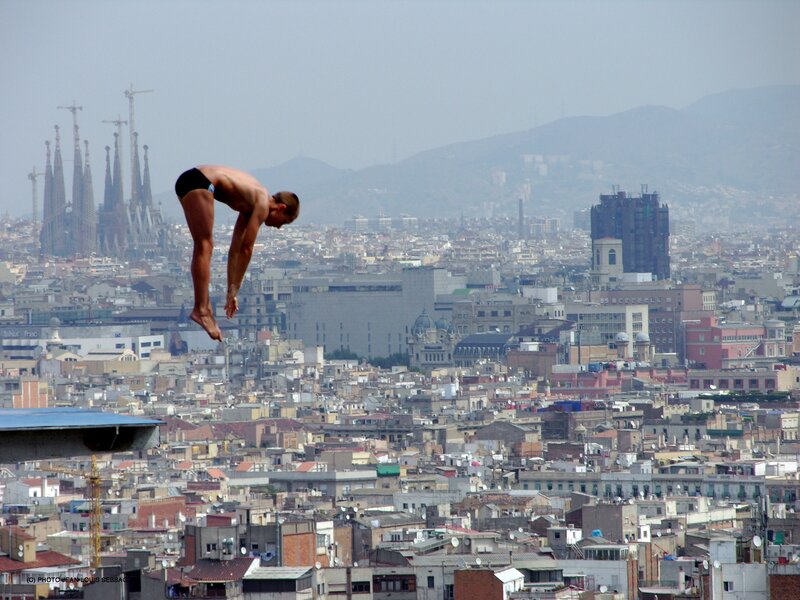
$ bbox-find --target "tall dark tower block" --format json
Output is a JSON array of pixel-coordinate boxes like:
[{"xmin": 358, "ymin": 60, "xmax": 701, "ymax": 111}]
[{"xmin": 590, "ymin": 189, "xmax": 670, "ymax": 280}]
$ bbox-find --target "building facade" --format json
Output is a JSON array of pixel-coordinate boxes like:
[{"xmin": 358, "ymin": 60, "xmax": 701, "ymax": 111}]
[{"xmin": 590, "ymin": 189, "xmax": 670, "ymax": 281}]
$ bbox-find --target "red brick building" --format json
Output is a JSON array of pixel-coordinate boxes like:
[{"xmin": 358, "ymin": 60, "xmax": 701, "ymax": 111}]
[
  {"xmin": 454, "ymin": 567, "xmax": 524, "ymax": 600},
  {"xmin": 685, "ymin": 316, "xmax": 786, "ymax": 369}
]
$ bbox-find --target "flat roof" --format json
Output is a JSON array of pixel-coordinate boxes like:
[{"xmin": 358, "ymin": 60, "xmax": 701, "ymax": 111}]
[
  {"xmin": 0, "ymin": 408, "xmax": 162, "ymax": 431},
  {"xmin": 245, "ymin": 567, "xmax": 312, "ymax": 580},
  {"xmin": 0, "ymin": 408, "xmax": 163, "ymax": 461}
]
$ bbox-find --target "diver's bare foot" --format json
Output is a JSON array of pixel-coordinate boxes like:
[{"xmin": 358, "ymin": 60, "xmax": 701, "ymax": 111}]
[{"xmin": 190, "ymin": 309, "xmax": 222, "ymax": 341}]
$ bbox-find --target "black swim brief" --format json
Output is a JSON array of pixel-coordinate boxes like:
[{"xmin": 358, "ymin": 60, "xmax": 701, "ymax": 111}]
[{"xmin": 175, "ymin": 168, "xmax": 215, "ymax": 198}]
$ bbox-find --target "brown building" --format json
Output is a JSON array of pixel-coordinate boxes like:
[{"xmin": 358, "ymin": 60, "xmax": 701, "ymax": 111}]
[
  {"xmin": 453, "ymin": 567, "xmax": 524, "ymax": 600},
  {"xmin": 592, "ymin": 282, "xmax": 714, "ymax": 355}
]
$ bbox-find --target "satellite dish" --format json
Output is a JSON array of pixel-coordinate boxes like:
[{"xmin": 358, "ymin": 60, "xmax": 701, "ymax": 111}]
[
  {"xmin": 518, "ymin": 527, "xmax": 524, "ymax": 533},
  {"xmin": 315, "ymin": 561, "xmax": 322, "ymax": 570},
  {"xmin": 509, "ymin": 533, "xmax": 515, "ymax": 540},
  {"xmin": 240, "ymin": 547, "xmax": 248, "ymax": 555},
  {"xmin": 600, "ymin": 585, "xmax": 608, "ymax": 593},
  {"xmin": 702, "ymin": 560, "xmax": 709, "ymax": 570},
  {"xmin": 475, "ymin": 557, "xmax": 482, "ymax": 566},
  {"xmin": 371, "ymin": 519, "xmax": 381, "ymax": 528},
  {"xmin": 753, "ymin": 535, "xmax": 762, "ymax": 548},
  {"xmin": 464, "ymin": 538, "xmax": 471, "ymax": 546},
  {"xmin": 450, "ymin": 537, "xmax": 460, "ymax": 548},
  {"xmin": 713, "ymin": 560, "xmax": 721, "ymax": 569},
  {"xmin": 353, "ymin": 561, "xmax": 359, "ymax": 567},
  {"xmin": 161, "ymin": 559, "xmax": 168, "ymax": 568}
]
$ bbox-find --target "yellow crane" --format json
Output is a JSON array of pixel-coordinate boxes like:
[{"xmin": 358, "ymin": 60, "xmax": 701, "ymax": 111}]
[{"xmin": 45, "ymin": 455, "xmax": 103, "ymax": 570}]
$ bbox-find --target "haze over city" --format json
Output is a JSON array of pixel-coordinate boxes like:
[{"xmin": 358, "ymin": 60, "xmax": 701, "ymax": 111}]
[{"xmin": 1, "ymin": 0, "xmax": 798, "ymax": 220}]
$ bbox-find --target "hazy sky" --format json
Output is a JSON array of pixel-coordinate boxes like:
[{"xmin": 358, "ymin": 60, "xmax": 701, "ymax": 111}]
[{"xmin": 1, "ymin": 0, "xmax": 798, "ymax": 218}]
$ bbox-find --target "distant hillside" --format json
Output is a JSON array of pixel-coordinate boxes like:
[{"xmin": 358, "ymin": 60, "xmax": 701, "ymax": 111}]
[{"xmin": 161, "ymin": 85, "xmax": 800, "ymax": 227}]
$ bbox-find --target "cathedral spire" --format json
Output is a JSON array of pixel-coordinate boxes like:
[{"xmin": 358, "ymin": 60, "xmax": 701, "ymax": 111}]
[
  {"xmin": 111, "ymin": 132, "xmax": 128, "ymax": 255},
  {"xmin": 142, "ymin": 144, "xmax": 153, "ymax": 209},
  {"xmin": 70, "ymin": 122, "xmax": 84, "ymax": 255},
  {"xmin": 81, "ymin": 140, "xmax": 97, "ymax": 255},
  {"xmin": 130, "ymin": 131, "xmax": 143, "ymax": 209},
  {"xmin": 40, "ymin": 140, "xmax": 54, "ymax": 256},
  {"xmin": 51, "ymin": 125, "xmax": 68, "ymax": 256}
]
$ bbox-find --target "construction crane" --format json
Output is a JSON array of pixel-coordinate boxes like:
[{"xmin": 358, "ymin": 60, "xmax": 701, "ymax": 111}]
[
  {"xmin": 57, "ymin": 101, "xmax": 83, "ymax": 133},
  {"xmin": 44, "ymin": 455, "xmax": 103, "ymax": 570},
  {"xmin": 124, "ymin": 84, "xmax": 154, "ymax": 196},
  {"xmin": 101, "ymin": 116, "xmax": 128, "ymax": 144}
]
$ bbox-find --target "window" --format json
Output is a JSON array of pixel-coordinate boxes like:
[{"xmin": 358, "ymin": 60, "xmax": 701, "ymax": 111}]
[
  {"xmin": 427, "ymin": 576, "xmax": 435, "ymax": 588},
  {"xmin": 352, "ymin": 581, "xmax": 370, "ymax": 593},
  {"xmin": 724, "ymin": 581, "xmax": 734, "ymax": 591},
  {"xmin": 608, "ymin": 249, "xmax": 617, "ymax": 265}
]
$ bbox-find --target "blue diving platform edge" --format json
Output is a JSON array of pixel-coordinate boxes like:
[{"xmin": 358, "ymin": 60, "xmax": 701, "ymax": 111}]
[{"xmin": 0, "ymin": 408, "xmax": 163, "ymax": 462}]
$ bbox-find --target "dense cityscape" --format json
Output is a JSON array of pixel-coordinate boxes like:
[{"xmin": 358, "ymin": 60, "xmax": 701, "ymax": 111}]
[{"xmin": 2, "ymin": 131, "xmax": 800, "ymax": 600}]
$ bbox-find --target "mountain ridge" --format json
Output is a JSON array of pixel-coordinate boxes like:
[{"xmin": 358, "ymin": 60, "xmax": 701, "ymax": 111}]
[{"xmin": 160, "ymin": 85, "xmax": 800, "ymax": 226}]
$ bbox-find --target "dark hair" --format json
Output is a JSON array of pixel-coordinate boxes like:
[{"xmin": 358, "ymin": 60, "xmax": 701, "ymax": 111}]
[{"xmin": 273, "ymin": 191, "xmax": 300, "ymax": 220}]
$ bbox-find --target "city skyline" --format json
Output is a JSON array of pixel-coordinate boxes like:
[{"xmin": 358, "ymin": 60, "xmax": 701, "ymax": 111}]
[{"xmin": 1, "ymin": 0, "xmax": 798, "ymax": 218}]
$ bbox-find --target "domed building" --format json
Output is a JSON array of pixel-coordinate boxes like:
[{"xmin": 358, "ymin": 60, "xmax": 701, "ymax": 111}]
[
  {"xmin": 407, "ymin": 310, "xmax": 457, "ymax": 371},
  {"xmin": 634, "ymin": 331, "xmax": 652, "ymax": 361},
  {"xmin": 614, "ymin": 331, "xmax": 630, "ymax": 359}
]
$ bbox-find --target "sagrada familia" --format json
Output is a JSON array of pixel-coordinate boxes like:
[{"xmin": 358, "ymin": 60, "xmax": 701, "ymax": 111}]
[{"xmin": 38, "ymin": 99, "xmax": 165, "ymax": 259}]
